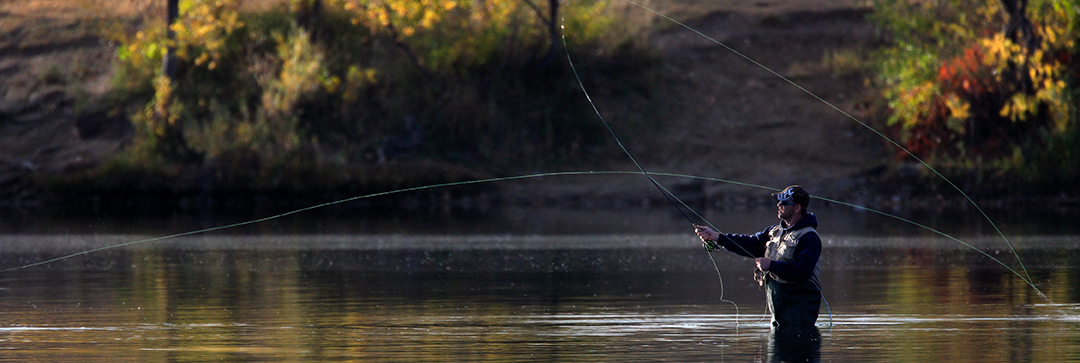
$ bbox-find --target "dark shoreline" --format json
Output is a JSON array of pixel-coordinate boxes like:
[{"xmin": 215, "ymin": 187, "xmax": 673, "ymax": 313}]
[{"xmin": 15, "ymin": 175, "xmax": 1080, "ymax": 219}]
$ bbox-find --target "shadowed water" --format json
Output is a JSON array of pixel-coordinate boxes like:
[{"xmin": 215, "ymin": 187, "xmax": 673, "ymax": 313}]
[{"xmin": 0, "ymin": 207, "xmax": 1078, "ymax": 362}]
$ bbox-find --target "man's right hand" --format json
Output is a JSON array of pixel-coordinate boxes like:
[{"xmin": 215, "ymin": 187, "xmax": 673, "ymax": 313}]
[
  {"xmin": 695, "ymin": 224, "xmax": 721, "ymax": 252},
  {"xmin": 694, "ymin": 224, "xmax": 719, "ymax": 243}
]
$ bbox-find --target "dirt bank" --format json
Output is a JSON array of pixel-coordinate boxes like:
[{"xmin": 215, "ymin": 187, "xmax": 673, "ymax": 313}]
[
  {"xmin": 502, "ymin": 0, "xmax": 893, "ymax": 210},
  {"xmin": 5, "ymin": 0, "xmax": 1063, "ymax": 216}
]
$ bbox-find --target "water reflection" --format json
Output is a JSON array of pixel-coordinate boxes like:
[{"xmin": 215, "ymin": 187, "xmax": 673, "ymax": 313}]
[
  {"xmin": 766, "ymin": 326, "xmax": 821, "ymax": 363},
  {"xmin": 0, "ymin": 233, "xmax": 1077, "ymax": 362}
]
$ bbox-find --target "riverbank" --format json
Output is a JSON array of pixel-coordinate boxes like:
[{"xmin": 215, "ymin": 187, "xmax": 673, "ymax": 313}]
[{"xmin": 1, "ymin": 0, "xmax": 1076, "ymax": 217}]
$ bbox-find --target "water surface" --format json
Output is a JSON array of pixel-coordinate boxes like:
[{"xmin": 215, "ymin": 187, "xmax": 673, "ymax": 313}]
[{"xmin": 0, "ymin": 227, "xmax": 1077, "ymax": 362}]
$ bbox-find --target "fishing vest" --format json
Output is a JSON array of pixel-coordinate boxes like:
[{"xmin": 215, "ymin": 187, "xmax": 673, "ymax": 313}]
[{"xmin": 757, "ymin": 224, "xmax": 819, "ymax": 285}]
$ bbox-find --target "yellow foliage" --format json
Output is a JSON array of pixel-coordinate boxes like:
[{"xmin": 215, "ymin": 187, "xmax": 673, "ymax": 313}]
[
  {"xmin": 979, "ymin": 34, "xmax": 1021, "ymax": 80},
  {"xmin": 151, "ymin": 76, "xmax": 178, "ymax": 133},
  {"xmin": 170, "ymin": 0, "xmax": 245, "ymax": 70},
  {"xmin": 891, "ymin": 80, "xmax": 939, "ymax": 129},
  {"xmin": 944, "ymin": 93, "xmax": 970, "ymax": 122},
  {"xmin": 978, "ymin": 25, "xmax": 1070, "ymax": 126},
  {"xmin": 111, "ymin": 0, "xmax": 630, "ymax": 169},
  {"xmin": 326, "ymin": 0, "xmax": 617, "ymax": 71}
]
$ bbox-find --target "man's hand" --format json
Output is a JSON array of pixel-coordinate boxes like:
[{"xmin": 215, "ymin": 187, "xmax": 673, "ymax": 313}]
[
  {"xmin": 694, "ymin": 224, "xmax": 719, "ymax": 243},
  {"xmin": 755, "ymin": 257, "xmax": 772, "ymax": 272}
]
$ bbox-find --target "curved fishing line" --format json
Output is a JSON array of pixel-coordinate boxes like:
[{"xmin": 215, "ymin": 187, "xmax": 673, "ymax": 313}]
[
  {"xmin": 646, "ymin": 171, "xmax": 1047, "ymax": 300},
  {"xmin": 0, "ymin": 170, "xmax": 764, "ymax": 274},
  {"xmin": 820, "ymin": 291, "xmax": 834, "ymax": 327},
  {"xmin": 647, "ymin": 178, "xmax": 762, "ymax": 263},
  {"xmin": 2, "ymin": 169, "xmax": 1044, "ymax": 301},
  {"xmin": 559, "ymin": 24, "xmax": 695, "ymax": 226},
  {"xmin": 0, "ymin": 172, "xmax": 592, "ymax": 273},
  {"xmin": 817, "ymin": 194, "xmax": 1047, "ymax": 299},
  {"xmin": 558, "ymin": 11, "xmax": 754, "ymax": 257},
  {"xmin": 559, "ymin": 11, "xmax": 755, "ymax": 323},
  {"xmin": 0, "ymin": 170, "xmax": 762, "ymax": 273},
  {"xmin": 705, "ymin": 251, "xmax": 740, "ymax": 326},
  {"xmin": 614, "ymin": 0, "xmax": 1034, "ymax": 288},
  {"xmin": 632, "ymin": 165, "xmax": 758, "ymax": 259}
]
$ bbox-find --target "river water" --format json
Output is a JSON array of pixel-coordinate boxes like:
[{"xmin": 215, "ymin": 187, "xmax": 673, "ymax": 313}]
[{"xmin": 0, "ymin": 206, "xmax": 1078, "ymax": 362}]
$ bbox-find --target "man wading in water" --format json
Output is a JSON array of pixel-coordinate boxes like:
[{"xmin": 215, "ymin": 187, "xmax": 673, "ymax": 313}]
[{"xmin": 695, "ymin": 185, "xmax": 822, "ymax": 328}]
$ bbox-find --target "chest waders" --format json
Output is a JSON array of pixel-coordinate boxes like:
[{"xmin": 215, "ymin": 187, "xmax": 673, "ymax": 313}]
[{"xmin": 758, "ymin": 224, "xmax": 821, "ymax": 328}]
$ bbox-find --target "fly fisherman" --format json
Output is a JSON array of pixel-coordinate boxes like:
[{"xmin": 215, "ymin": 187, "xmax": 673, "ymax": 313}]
[{"xmin": 694, "ymin": 185, "xmax": 822, "ymax": 328}]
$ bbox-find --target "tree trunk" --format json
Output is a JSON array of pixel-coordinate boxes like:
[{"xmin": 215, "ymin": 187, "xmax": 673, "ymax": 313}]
[
  {"xmin": 999, "ymin": 0, "xmax": 1037, "ymax": 95},
  {"xmin": 546, "ymin": 0, "xmax": 561, "ymax": 60},
  {"xmin": 294, "ymin": 0, "xmax": 324, "ymax": 39},
  {"xmin": 536, "ymin": 0, "xmax": 561, "ymax": 69},
  {"xmin": 1000, "ymin": 0, "xmax": 1036, "ymax": 51},
  {"xmin": 162, "ymin": 0, "xmax": 179, "ymax": 80}
]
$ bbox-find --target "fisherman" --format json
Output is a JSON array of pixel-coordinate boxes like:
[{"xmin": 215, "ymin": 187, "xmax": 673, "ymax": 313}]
[{"xmin": 695, "ymin": 185, "xmax": 822, "ymax": 328}]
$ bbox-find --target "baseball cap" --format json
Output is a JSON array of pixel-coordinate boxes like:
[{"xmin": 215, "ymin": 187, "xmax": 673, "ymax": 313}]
[{"xmin": 773, "ymin": 185, "xmax": 810, "ymax": 209}]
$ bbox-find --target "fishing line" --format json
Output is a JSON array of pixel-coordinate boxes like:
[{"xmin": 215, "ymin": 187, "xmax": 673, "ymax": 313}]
[
  {"xmin": 0, "ymin": 170, "xmax": 735, "ymax": 273},
  {"xmin": 560, "ymin": 0, "xmax": 848, "ymax": 327},
  {"xmin": 0, "ymin": 172, "xmax": 591, "ymax": 273},
  {"xmin": 646, "ymin": 171, "xmax": 1046, "ymax": 299},
  {"xmin": 2, "ymin": 169, "xmax": 1044, "ymax": 303},
  {"xmin": 612, "ymin": 0, "xmax": 1039, "ymax": 297},
  {"xmin": 559, "ymin": 24, "xmax": 696, "ymax": 227},
  {"xmin": 3, "ymin": 2, "xmax": 1046, "ymax": 310},
  {"xmin": 559, "ymin": 11, "xmax": 760, "ymax": 327},
  {"xmin": 2, "ymin": 170, "xmax": 727, "ymax": 274}
]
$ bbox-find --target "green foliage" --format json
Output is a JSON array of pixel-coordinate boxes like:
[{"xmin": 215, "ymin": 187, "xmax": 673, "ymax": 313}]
[
  {"xmin": 871, "ymin": 0, "xmax": 1080, "ymax": 189},
  {"xmin": 111, "ymin": 21, "xmax": 166, "ymax": 99},
  {"xmin": 106, "ymin": 0, "xmax": 652, "ymax": 191}
]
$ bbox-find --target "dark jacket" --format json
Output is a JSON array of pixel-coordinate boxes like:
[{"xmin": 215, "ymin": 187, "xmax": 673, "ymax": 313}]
[{"xmin": 717, "ymin": 213, "xmax": 821, "ymax": 283}]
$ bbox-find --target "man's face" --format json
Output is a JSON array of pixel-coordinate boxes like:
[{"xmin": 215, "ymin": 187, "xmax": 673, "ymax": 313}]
[{"xmin": 777, "ymin": 200, "xmax": 798, "ymax": 221}]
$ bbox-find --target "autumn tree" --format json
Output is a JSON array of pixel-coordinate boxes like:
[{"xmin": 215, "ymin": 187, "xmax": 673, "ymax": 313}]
[
  {"xmin": 110, "ymin": 0, "xmax": 641, "ymax": 185},
  {"xmin": 872, "ymin": 0, "xmax": 1078, "ymax": 187}
]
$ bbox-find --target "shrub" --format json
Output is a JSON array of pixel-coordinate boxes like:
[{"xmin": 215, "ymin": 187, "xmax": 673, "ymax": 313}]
[
  {"xmin": 106, "ymin": 0, "xmax": 651, "ymax": 191},
  {"xmin": 871, "ymin": 0, "xmax": 1079, "ymax": 190}
]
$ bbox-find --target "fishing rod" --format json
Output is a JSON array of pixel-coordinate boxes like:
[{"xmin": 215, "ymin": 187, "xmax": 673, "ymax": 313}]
[
  {"xmin": 558, "ymin": 0, "xmax": 1052, "ymax": 326},
  {"xmin": 559, "ymin": 34, "xmax": 696, "ymax": 228},
  {"xmin": 558, "ymin": 10, "xmax": 773, "ymax": 327},
  {"xmin": 558, "ymin": 16, "xmax": 751, "ymax": 252},
  {"xmin": 0, "ymin": 171, "xmax": 705, "ymax": 273},
  {"xmin": 611, "ymin": 0, "xmax": 1042, "ymax": 299},
  {"xmin": 3, "ymin": 1, "xmax": 1046, "ymax": 306},
  {"xmin": 0, "ymin": 170, "xmax": 1047, "ymax": 301}
]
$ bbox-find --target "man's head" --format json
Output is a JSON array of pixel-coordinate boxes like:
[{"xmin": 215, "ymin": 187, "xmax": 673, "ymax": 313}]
[{"xmin": 773, "ymin": 185, "xmax": 810, "ymax": 217}]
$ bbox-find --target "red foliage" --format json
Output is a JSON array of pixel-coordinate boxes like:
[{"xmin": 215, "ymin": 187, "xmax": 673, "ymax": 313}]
[
  {"xmin": 891, "ymin": 97, "xmax": 952, "ymax": 159},
  {"xmin": 897, "ymin": 43, "xmax": 1027, "ymax": 161},
  {"xmin": 938, "ymin": 46, "xmax": 993, "ymax": 98}
]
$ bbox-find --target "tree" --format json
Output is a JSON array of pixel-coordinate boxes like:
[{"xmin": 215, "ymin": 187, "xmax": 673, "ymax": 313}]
[
  {"xmin": 522, "ymin": 0, "xmax": 562, "ymax": 68},
  {"xmin": 163, "ymin": 0, "xmax": 179, "ymax": 80},
  {"xmin": 872, "ymin": 0, "xmax": 1078, "ymax": 185},
  {"xmin": 1001, "ymin": 0, "xmax": 1036, "ymax": 51}
]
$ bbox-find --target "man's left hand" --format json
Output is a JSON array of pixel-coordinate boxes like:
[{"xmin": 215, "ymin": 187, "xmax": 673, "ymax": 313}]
[{"xmin": 755, "ymin": 257, "xmax": 772, "ymax": 272}]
